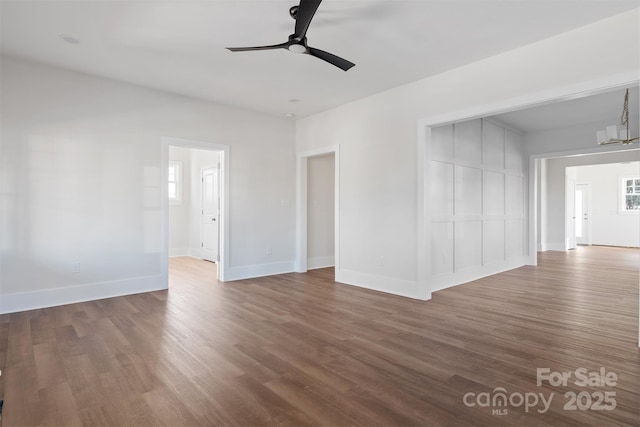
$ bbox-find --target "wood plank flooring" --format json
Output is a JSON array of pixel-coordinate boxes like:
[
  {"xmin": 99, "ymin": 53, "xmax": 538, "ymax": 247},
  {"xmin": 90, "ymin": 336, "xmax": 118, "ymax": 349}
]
[{"xmin": 0, "ymin": 246, "xmax": 638, "ymax": 426}]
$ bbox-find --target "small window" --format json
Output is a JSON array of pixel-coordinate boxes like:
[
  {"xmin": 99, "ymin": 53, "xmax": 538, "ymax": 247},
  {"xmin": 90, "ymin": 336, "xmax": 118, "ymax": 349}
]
[
  {"xmin": 168, "ymin": 161, "xmax": 182, "ymax": 204},
  {"xmin": 622, "ymin": 176, "xmax": 640, "ymax": 211}
]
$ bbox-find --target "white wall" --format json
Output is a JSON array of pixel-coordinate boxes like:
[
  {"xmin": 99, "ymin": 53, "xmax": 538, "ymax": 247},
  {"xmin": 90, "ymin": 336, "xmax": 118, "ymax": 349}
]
[
  {"xmin": 542, "ymin": 151, "xmax": 640, "ymax": 250},
  {"xmin": 307, "ymin": 153, "xmax": 335, "ymax": 269},
  {"xmin": 0, "ymin": 56, "xmax": 295, "ymax": 313},
  {"xmin": 188, "ymin": 148, "xmax": 220, "ymax": 259},
  {"xmin": 168, "ymin": 146, "xmax": 192, "ymax": 257},
  {"xmin": 536, "ymin": 159, "xmax": 548, "ymax": 250},
  {"xmin": 574, "ymin": 161, "xmax": 640, "ymax": 247},
  {"xmin": 430, "ymin": 118, "xmax": 526, "ymax": 291},
  {"xmin": 296, "ymin": 10, "xmax": 639, "ymax": 299}
]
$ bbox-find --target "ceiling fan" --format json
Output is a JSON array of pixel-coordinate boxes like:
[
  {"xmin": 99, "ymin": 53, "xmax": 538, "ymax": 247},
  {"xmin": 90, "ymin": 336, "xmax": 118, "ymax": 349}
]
[{"xmin": 226, "ymin": 0, "xmax": 355, "ymax": 72}]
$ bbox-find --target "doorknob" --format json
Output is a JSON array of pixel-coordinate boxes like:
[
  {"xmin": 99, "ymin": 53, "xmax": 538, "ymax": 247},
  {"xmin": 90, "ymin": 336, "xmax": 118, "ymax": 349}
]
[{"xmin": 212, "ymin": 218, "xmax": 216, "ymax": 221}]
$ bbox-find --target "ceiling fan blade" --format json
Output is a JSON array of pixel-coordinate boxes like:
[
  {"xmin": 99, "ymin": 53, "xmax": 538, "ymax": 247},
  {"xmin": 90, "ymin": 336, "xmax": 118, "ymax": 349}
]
[
  {"xmin": 227, "ymin": 42, "xmax": 289, "ymax": 52},
  {"xmin": 307, "ymin": 47, "xmax": 355, "ymax": 71},
  {"xmin": 294, "ymin": 0, "xmax": 322, "ymax": 39}
]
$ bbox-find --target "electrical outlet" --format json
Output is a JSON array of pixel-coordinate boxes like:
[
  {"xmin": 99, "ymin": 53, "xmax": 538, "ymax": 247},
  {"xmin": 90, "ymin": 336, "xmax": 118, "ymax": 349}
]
[
  {"xmin": 71, "ymin": 261, "xmax": 80, "ymax": 274},
  {"xmin": 266, "ymin": 247, "xmax": 273, "ymax": 257}
]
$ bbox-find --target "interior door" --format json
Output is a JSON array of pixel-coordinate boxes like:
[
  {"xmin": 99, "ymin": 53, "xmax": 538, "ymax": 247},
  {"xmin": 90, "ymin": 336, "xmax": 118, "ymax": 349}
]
[
  {"xmin": 566, "ymin": 177, "xmax": 577, "ymax": 250},
  {"xmin": 201, "ymin": 166, "xmax": 219, "ymax": 262},
  {"xmin": 576, "ymin": 183, "xmax": 590, "ymax": 245}
]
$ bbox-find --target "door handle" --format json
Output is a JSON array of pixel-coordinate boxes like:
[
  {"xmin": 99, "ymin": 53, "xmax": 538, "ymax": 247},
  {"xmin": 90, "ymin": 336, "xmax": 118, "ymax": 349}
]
[{"xmin": 212, "ymin": 218, "xmax": 216, "ymax": 221}]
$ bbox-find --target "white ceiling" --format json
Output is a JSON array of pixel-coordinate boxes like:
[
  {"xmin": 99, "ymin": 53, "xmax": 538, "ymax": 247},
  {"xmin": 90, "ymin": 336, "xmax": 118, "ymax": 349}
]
[
  {"xmin": 492, "ymin": 86, "xmax": 640, "ymax": 132},
  {"xmin": 1, "ymin": 1, "xmax": 638, "ymax": 118}
]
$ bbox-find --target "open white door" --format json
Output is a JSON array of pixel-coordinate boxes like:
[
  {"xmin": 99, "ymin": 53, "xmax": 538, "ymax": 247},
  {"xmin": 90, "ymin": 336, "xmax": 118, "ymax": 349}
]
[
  {"xmin": 566, "ymin": 176, "xmax": 577, "ymax": 250},
  {"xmin": 201, "ymin": 166, "xmax": 219, "ymax": 262},
  {"xmin": 576, "ymin": 183, "xmax": 590, "ymax": 245}
]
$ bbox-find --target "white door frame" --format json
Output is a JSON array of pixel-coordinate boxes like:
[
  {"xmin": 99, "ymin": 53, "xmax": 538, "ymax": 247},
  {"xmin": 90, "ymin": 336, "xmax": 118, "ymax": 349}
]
[
  {"xmin": 295, "ymin": 145, "xmax": 340, "ymax": 273},
  {"xmin": 161, "ymin": 136, "xmax": 230, "ymax": 281}
]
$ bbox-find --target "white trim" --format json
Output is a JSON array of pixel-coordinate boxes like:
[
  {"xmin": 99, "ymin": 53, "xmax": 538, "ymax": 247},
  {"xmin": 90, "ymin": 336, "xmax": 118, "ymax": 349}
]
[
  {"xmin": 0, "ymin": 275, "xmax": 166, "ymax": 315},
  {"xmin": 307, "ymin": 256, "xmax": 335, "ymax": 270},
  {"xmin": 417, "ymin": 123, "xmax": 430, "ymax": 300},
  {"xmin": 161, "ymin": 136, "xmax": 230, "ymax": 281},
  {"xmin": 226, "ymin": 261, "xmax": 294, "ymax": 281},
  {"xmin": 619, "ymin": 175, "xmax": 640, "ymax": 212},
  {"xmin": 295, "ymin": 145, "xmax": 340, "ymax": 274},
  {"xmin": 545, "ymin": 242, "xmax": 567, "ymax": 251},
  {"xmin": 169, "ymin": 248, "xmax": 190, "ymax": 257}
]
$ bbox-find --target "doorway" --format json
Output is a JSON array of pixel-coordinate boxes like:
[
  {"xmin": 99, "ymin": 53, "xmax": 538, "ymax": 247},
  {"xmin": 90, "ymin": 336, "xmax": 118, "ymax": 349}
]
[
  {"xmin": 162, "ymin": 136, "xmax": 229, "ymax": 282},
  {"xmin": 295, "ymin": 145, "xmax": 340, "ymax": 275},
  {"xmin": 306, "ymin": 153, "xmax": 335, "ymax": 270}
]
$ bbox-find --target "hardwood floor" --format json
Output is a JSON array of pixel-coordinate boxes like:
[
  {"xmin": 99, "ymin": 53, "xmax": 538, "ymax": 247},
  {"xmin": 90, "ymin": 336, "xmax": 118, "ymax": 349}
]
[{"xmin": 0, "ymin": 246, "xmax": 638, "ymax": 426}]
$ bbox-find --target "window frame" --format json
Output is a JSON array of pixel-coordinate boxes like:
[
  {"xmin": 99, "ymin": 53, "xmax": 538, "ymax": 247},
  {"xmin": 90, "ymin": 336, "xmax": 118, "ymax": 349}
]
[
  {"xmin": 619, "ymin": 176, "xmax": 640, "ymax": 214},
  {"xmin": 168, "ymin": 160, "xmax": 183, "ymax": 205}
]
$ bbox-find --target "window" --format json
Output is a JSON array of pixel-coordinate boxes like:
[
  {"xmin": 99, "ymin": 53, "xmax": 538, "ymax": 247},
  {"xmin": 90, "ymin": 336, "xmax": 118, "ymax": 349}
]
[
  {"xmin": 622, "ymin": 177, "xmax": 640, "ymax": 211},
  {"xmin": 168, "ymin": 161, "xmax": 182, "ymax": 204}
]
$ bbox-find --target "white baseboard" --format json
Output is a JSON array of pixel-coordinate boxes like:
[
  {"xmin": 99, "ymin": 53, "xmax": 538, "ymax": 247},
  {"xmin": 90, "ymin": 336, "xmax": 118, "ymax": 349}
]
[
  {"xmin": 545, "ymin": 242, "xmax": 566, "ymax": 251},
  {"xmin": 189, "ymin": 248, "xmax": 202, "ymax": 259},
  {"xmin": 431, "ymin": 257, "xmax": 526, "ymax": 292},
  {"xmin": 335, "ymin": 269, "xmax": 429, "ymax": 300},
  {"xmin": 0, "ymin": 275, "xmax": 167, "ymax": 314},
  {"xmin": 307, "ymin": 256, "xmax": 335, "ymax": 270},
  {"xmin": 225, "ymin": 261, "xmax": 294, "ymax": 281},
  {"xmin": 169, "ymin": 248, "xmax": 190, "ymax": 257}
]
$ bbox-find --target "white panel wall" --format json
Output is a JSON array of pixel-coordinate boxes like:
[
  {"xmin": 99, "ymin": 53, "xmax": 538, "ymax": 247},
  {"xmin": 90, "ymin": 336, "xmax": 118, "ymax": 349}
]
[
  {"xmin": 0, "ymin": 56, "xmax": 295, "ymax": 313},
  {"xmin": 431, "ymin": 118, "xmax": 526, "ymax": 291},
  {"xmin": 307, "ymin": 154, "xmax": 335, "ymax": 269},
  {"xmin": 455, "ymin": 165, "xmax": 482, "ymax": 216}
]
